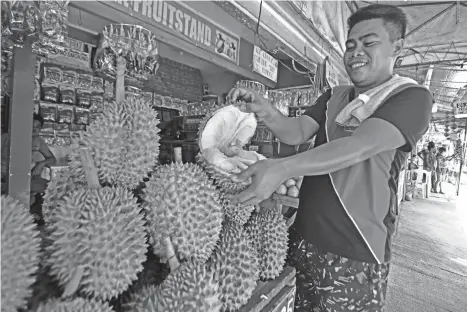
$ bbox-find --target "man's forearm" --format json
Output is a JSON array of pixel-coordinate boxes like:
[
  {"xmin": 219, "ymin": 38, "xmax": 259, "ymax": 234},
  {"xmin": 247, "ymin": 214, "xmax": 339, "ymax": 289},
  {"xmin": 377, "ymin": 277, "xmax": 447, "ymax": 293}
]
[
  {"xmin": 40, "ymin": 157, "xmax": 56, "ymax": 167},
  {"xmin": 263, "ymin": 108, "xmax": 307, "ymax": 145},
  {"xmin": 280, "ymin": 136, "xmax": 372, "ymax": 179}
]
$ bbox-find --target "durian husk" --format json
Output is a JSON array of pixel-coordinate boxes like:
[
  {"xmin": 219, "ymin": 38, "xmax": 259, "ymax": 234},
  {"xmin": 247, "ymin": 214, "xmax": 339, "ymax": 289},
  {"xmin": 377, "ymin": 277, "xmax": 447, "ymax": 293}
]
[
  {"xmin": 125, "ymin": 259, "xmax": 222, "ymax": 312},
  {"xmin": 1, "ymin": 196, "xmax": 41, "ymax": 312},
  {"xmin": 219, "ymin": 192, "xmax": 256, "ymax": 226},
  {"xmin": 245, "ymin": 209, "xmax": 289, "ymax": 280},
  {"xmin": 68, "ymin": 97, "xmax": 160, "ymax": 189},
  {"xmin": 46, "ymin": 187, "xmax": 148, "ymax": 301},
  {"xmin": 196, "ymin": 154, "xmax": 251, "ymax": 194},
  {"xmin": 210, "ymin": 222, "xmax": 259, "ymax": 311},
  {"xmin": 143, "ymin": 162, "xmax": 223, "ymax": 262},
  {"xmin": 36, "ymin": 297, "xmax": 114, "ymax": 312},
  {"xmin": 42, "ymin": 170, "xmax": 84, "ymax": 224}
]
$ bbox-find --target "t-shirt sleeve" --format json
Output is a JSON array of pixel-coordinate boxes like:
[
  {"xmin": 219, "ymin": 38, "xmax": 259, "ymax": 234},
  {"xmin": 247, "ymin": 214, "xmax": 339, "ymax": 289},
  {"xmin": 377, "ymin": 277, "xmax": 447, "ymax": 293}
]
[
  {"xmin": 304, "ymin": 89, "xmax": 332, "ymax": 124},
  {"xmin": 371, "ymin": 86, "xmax": 433, "ymax": 152}
]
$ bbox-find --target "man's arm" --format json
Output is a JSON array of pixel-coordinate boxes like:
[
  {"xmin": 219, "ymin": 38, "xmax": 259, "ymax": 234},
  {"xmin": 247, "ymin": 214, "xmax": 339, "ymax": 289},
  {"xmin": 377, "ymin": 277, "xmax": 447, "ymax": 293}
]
[
  {"xmin": 264, "ymin": 90, "xmax": 331, "ymax": 146},
  {"xmin": 280, "ymin": 87, "xmax": 433, "ymax": 179},
  {"xmin": 37, "ymin": 138, "xmax": 56, "ymax": 167},
  {"xmin": 263, "ymin": 110, "xmax": 319, "ymax": 146}
]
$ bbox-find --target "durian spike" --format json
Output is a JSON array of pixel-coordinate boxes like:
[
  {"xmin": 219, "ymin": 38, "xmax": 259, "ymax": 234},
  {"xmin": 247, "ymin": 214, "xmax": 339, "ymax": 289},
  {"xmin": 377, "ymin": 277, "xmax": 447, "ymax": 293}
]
[
  {"xmin": 116, "ymin": 56, "xmax": 126, "ymax": 103},
  {"xmin": 78, "ymin": 149, "xmax": 100, "ymax": 189},
  {"xmin": 62, "ymin": 266, "xmax": 85, "ymax": 298},
  {"xmin": 174, "ymin": 147, "xmax": 182, "ymax": 163},
  {"xmin": 163, "ymin": 237, "xmax": 180, "ymax": 271}
]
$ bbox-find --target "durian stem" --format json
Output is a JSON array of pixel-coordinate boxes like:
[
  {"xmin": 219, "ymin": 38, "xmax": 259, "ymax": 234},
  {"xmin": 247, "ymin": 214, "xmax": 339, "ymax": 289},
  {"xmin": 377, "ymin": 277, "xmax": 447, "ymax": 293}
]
[
  {"xmin": 79, "ymin": 149, "xmax": 101, "ymax": 189},
  {"xmin": 116, "ymin": 56, "xmax": 126, "ymax": 104},
  {"xmin": 163, "ymin": 236, "xmax": 180, "ymax": 271},
  {"xmin": 62, "ymin": 266, "xmax": 84, "ymax": 298}
]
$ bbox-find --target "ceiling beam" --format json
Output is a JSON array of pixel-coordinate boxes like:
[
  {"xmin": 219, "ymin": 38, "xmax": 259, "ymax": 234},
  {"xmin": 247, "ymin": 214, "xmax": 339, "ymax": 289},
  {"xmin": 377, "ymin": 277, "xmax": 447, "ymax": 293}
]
[
  {"xmin": 395, "ymin": 57, "xmax": 467, "ymax": 68},
  {"xmin": 405, "ymin": 3, "xmax": 456, "ymax": 39}
]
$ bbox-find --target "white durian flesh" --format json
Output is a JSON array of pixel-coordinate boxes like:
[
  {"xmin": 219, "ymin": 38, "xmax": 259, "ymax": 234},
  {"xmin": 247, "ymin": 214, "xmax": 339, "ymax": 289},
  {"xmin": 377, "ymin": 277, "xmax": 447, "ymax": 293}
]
[
  {"xmin": 68, "ymin": 97, "xmax": 160, "ymax": 189},
  {"xmin": 126, "ymin": 260, "xmax": 222, "ymax": 312},
  {"xmin": 245, "ymin": 209, "xmax": 289, "ymax": 280},
  {"xmin": 210, "ymin": 222, "xmax": 259, "ymax": 311},
  {"xmin": 36, "ymin": 297, "xmax": 114, "ymax": 312},
  {"xmin": 1, "ymin": 195, "xmax": 41, "ymax": 312},
  {"xmin": 46, "ymin": 187, "xmax": 148, "ymax": 301},
  {"xmin": 143, "ymin": 162, "xmax": 223, "ymax": 262},
  {"xmin": 198, "ymin": 105, "xmax": 265, "ymax": 175}
]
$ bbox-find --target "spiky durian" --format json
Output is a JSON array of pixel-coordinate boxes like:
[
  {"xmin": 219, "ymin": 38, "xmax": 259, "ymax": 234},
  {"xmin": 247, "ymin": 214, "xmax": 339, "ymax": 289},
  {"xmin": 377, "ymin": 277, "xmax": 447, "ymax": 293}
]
[
  {"xmin": 69, "ymin": 97, "xmax": 160, "ymax": 189},
  {"xmin": 46, "ymin": 187, "xmax": 148, "ymax": 301},
  {"xmin": 210, "ymin": 222, "xmax": 259, "ymax": 311},
  {"xmin": 219, "ymin": 193, "xmax": 256, "ymax": 226},
  {"xmin": 36, "ymin": 297, "xmax": 114, "ymax": 312},
  {"xmin": 245, "ymin": 209, "xmax": 288, "ymax": 280},
  {"xmin": 125, "ymin": 260, "xmax": 222, "ymax": 312},
  {"xmin": 42, "ymin": 170, "xmax": 84, "ymax": 224},
  {"xmin": 1, "ymin": 196, "xmax": 41, "ymax": 312},
  {"xmin": 143, "ymin": 162, "xmax": 223, "ymax": 262}
]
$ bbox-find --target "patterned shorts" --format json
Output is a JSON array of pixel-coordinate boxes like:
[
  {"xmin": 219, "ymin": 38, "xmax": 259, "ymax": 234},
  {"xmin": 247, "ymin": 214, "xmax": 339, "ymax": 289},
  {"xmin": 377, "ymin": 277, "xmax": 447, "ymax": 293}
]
[{"xmin": 287, "ymin": 227, "xmax": 390, "ymax": 312}]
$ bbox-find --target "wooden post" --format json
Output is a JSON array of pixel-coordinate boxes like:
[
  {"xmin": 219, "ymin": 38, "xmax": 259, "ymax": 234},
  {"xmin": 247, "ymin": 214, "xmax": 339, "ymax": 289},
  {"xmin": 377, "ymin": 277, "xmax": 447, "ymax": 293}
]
[{"xmin": 7, "ymin": 44, "xmax": 36, "ymax": 205}]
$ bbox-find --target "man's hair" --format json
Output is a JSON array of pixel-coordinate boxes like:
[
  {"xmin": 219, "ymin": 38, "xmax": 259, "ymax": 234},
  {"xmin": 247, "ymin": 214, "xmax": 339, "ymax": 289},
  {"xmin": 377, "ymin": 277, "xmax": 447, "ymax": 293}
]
[
  {"xmin": 347, "ymin": 4, "xmax": 407, "ymax": 40},
  {"xmin": 439, "ymin": 147, "xmax": 446, "ymax": 153},
  {"xmin": 33, "ymin": 113, "xmax": 44, "ymax": 127},
  {"xmin": 427, "ymin": 141, "xmax": 435, "ymax": 150}
]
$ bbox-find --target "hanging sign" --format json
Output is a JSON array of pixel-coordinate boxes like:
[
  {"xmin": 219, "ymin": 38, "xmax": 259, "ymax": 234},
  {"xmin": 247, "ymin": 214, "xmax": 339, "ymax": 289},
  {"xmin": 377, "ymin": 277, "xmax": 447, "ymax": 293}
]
[
  {"xmin": 113, "ymin": 0, "xmax": 240, "ymax": 64},
  {"xmin": 252, "ymin": 45, "xmax": 278, "ymax": 83}
]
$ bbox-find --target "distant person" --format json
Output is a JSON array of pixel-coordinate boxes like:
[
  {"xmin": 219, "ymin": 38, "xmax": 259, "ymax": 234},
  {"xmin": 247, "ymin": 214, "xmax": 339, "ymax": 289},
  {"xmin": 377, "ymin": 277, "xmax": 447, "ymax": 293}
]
[
  {"xmin": 435, "ymin": 147, "xmax": 453, "ymax": 194},
  {"xmin": 1, "ymin": 113, "xmax": 56, "ymax": 203},
  {"xmin": 418, "ymin": 141, "xmax": 437, "ymax": 192}
]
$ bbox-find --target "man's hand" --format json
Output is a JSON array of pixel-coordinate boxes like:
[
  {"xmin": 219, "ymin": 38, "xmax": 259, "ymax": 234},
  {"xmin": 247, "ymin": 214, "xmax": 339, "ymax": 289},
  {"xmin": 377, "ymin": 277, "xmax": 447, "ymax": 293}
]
[
  {"xmin": 227, "ymin": 158, "xmax": 288, "ymax": 206},
  {"xmin": 226, "ymin": 87, "xmax": 276, "ymax": 122},
  {"xmin": 31, "ymin": 162, "xmax": 45, "ymax": 177}
]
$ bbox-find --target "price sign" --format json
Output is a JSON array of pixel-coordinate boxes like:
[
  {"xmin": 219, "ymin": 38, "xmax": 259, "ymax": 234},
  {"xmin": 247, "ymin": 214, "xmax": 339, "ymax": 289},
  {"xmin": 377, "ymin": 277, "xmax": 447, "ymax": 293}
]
[
  {"xmin": 253, "ymin": 45, "xmax": 278, "ymax": 83},
  {"xmin": 272, "ymin": 286, "xmax": 296, "ymax": 312}
]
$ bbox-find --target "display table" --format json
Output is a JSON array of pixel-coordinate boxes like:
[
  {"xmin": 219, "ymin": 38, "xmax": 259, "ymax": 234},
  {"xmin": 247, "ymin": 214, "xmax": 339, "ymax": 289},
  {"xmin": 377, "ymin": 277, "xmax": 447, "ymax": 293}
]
[{"xmin": 240, "ymin": 266, "xmax": 296, "ymax": 312}]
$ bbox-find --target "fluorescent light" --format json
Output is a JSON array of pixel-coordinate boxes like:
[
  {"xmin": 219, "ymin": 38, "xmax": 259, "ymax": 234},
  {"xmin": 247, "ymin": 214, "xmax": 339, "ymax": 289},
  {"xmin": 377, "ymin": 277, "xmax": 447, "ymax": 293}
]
[
  {"xmin": 432, "ymin": 103, "xmax": 438, "ymax": 113},
  {"xmin": 455, "ymin": 113, "xmax": 467, "ymax": 118}
]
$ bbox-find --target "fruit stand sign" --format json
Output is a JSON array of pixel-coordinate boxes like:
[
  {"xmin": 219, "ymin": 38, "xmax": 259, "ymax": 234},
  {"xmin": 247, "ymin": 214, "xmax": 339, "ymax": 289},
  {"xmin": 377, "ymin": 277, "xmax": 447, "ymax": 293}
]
[
  {"xmin": 253, "ymin": 45, "xmax": 278, "ymax": 83},
  {"xmin": 272, "ymin": 285, "xmax": 296, "ymax": 312},
  {"xmin": 113, "ymin": 0, "xmax": 240, "ymax": 64}
]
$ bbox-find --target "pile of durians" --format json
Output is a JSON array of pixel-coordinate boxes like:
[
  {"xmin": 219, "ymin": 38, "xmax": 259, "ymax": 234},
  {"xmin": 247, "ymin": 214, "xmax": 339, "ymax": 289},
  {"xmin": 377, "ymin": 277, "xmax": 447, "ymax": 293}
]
[{"xmin": 1, "ymin": 97, "xmax": 289, "ymax": 312}]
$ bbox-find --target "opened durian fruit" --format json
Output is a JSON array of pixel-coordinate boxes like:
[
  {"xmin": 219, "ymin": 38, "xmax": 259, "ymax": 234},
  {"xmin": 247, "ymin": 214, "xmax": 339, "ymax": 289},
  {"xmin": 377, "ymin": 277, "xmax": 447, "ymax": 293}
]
[
  {"xmin": 1, "ymin": 195, "xmax": 41, "ymax": 312},
  {"xmin": 197, "ymin": 105, "xmax": 266, "ymax": 194}
]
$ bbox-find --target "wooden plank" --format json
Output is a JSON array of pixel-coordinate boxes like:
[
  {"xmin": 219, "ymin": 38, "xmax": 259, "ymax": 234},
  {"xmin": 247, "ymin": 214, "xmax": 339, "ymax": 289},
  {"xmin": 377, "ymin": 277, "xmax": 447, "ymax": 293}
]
[
  {"xmin": 272, "ymin": 194, "xmax": 299, "ymax": 208},
  {"xmin": 7, "ymin": 44, "xmax": 36, "ymax": 204},
  {"xmin": 239, "ymin": 266, "xmax": 296, "ymax": 312}
]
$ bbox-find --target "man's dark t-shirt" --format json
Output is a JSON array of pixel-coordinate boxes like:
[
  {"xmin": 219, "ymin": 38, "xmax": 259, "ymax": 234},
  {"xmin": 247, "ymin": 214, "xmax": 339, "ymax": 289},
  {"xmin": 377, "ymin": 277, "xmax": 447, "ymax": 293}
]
[{"xmin": 295, "ymin": 86, "xmax": 433, "ymax": 264}]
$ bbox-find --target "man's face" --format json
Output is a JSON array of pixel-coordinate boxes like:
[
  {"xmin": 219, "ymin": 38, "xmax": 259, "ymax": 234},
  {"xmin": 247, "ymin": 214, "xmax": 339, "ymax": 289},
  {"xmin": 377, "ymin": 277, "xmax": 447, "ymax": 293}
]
[{"xmin": 344, "ymin": 19, "xmax": 402, "ymax": 89}]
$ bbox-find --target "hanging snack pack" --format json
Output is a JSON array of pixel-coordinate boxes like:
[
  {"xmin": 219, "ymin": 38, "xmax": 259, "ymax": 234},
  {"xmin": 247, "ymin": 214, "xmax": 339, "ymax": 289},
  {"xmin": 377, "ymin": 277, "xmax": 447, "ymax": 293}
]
[
  {"xmin": 60, "ymin": 85, "xmax": 75, "ymax": 105},
  {"xmin": 125, "ymin": 85, "xmax": 142, "ymax": 99},
  {"xmin": 54, "ymin": 133, "xmax": 72, "ymax": 146},
  {"xmin": 43, "ymin": 65, "xmax": 62, "ymax": 84},
  {"xmin": 42, "ymin": 83, "xmax": 60, "ymax": 102},
  {"xmin": 76, "ymin": 89, "xmax": 92, "ymax": 108},
  {"xmin": 75, "ymin": 107, "xmax": 90, "ymax": 125},
  {"xmin": 91, "ymin": 93, "xmax": 104, "ymax": 112},
  {"xmin": 91, "ymin": 76, "xmax": 104, "ymax": 92},
  {"xmin": 62, "ymin": 70, "xmax": 78, "ymax": 86},
  {"xmin": 77, "ymin": 73, "xmax": 93, "ymax": 89},
  {"xmin": 142, "ymin": 91, "xmax": 153, "ymax": 104},
  {"xmin": 55, "ymin": 123, "xmax": 70, "ymax": 135},
  {"xmin": 154, "ymin": 94, "xmax": 163, "ymax": 107},
  {"xmin": 104, "ymin": 79, "xmax": 114, "ymax": 98},
  {"xmin": 57, "ymin": 104, "xmax": 73, "ymax": 124},
  {"xmin": 41, "ymin": 121, "xmax": 55, "ymax": 134},
  {"xmin": 40, "ymin": 133, "xmax": 55, "ymax": 145},
  {"xmin": 34, "ymin": 79, "xmax": 41, "ymax": 100},
  {"xmin": 40, "ymin": 102, "xmax": 58, "ymax": 122}
]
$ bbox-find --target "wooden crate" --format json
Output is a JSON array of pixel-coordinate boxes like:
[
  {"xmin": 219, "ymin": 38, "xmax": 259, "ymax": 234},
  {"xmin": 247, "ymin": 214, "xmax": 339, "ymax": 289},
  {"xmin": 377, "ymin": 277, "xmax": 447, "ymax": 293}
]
[{"xmin": 239, "ymin": 266, "xmax": 296, "ymax": 312}]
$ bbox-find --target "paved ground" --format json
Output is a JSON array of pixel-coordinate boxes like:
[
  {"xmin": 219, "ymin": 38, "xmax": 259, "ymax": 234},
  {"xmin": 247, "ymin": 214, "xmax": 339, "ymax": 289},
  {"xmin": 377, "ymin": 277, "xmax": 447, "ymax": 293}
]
[{"xmin": 386, "ymin": 183, "xmax": 467, "ymax": 312}]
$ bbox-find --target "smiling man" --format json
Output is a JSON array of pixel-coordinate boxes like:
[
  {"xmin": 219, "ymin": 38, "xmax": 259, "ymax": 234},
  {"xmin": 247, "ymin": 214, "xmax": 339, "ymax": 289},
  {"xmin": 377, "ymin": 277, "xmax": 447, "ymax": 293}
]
[{"xmin": 226, "ymin": 4, "xmax": 433, "ymax": 312}]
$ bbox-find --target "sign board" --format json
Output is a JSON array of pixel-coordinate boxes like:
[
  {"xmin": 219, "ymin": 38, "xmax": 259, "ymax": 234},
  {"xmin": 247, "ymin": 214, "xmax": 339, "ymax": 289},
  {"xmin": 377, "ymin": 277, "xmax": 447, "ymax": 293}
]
[
  {"xmin": 113, "ymin": 0, "xmax": 240, "ymax": 64},
  {"xmin": 272, "ymin": 285, "xmax": 296, "ymax": 312},
  {"xmin": 253, "ymin": 45, "xmax": 278, "ymax": 82},
  {"xmin": 325, "ymin": 58, "xmax": 339, "ymax": 88}
]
